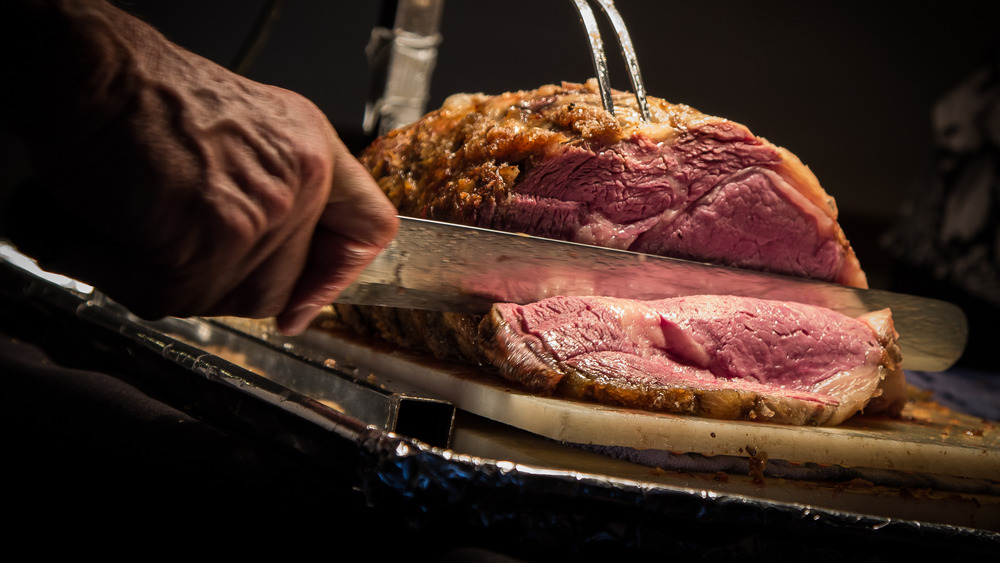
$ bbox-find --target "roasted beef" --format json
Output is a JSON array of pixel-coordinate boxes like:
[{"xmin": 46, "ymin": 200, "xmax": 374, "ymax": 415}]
[
  {"xmin": 360, "ymin": 80, "xmax": 867, "ymax": 287},
  {"xmin": 480, "ymin": 295, "xmax": 905, "ymax": 426},
  {"xmin": 319, "ymin": 81, "xmax": 899, "ymax": 426}
]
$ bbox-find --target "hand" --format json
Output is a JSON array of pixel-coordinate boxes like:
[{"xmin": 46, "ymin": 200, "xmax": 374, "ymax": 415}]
[{"xmin": 2, "ymin": 0, "xmax": 398, "ymax": 335}]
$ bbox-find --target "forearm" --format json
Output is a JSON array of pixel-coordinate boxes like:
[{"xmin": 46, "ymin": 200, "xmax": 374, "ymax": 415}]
[
  {"xmin": 0, "ymin": 1, "xmax": 398, "ymax": 333},
  {"xmin": 2, "ymin": 1, "xmax": 157, "ymax": 147}
]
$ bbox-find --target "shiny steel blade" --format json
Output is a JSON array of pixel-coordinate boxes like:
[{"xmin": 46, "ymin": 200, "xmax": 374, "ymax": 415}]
[{"xmin": 335, "ymin": 216, "xmax": 969, "ymax": 372}]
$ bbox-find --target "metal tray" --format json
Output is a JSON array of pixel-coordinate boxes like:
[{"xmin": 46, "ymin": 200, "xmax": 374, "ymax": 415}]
[{"xmin": 2, "ymin": 242, "xmax": 998, "ymax": 559}]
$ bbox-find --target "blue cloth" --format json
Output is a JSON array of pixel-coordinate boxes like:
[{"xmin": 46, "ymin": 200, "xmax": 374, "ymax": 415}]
[{"xmin": 906, "ymin": 368, "xmax": 1000, "ymax": 421}]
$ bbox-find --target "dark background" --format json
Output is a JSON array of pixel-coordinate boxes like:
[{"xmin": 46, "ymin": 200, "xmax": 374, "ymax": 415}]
[{"xmin": 113, "ymin": 0, "xmax": 997, "ymax": 289}]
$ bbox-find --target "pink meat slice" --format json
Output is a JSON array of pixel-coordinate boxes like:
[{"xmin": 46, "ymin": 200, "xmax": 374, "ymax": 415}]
[{"xmin": 481, "ymin": 295, "xmax": 905, "ymax": 426}]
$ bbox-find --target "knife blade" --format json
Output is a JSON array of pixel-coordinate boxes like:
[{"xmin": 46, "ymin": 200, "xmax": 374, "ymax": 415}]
[{"xmin": 335, "ymin": 216, "xmax": 968, "ymax": 372}]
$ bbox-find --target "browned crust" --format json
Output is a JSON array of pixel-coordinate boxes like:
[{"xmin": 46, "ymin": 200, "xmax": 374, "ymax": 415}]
[
  {"xmin": 556, "ymin": 369, "xmax": 835, "ymax": 426},
  {"xmin": 857, "ymin": 309, "xmax": 908, "ymax": 417},
  {"xmin": 320, "ymin": 305, "xmax": 485, "ymax": 364}
]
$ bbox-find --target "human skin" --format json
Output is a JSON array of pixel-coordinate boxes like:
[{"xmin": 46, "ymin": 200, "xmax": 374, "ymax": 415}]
[{"xmin": 1, "ymin": 0, "xmax": 399, "ymax": 335}]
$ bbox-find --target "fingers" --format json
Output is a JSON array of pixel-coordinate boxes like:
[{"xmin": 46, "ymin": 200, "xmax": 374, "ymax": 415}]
[
  {"xmin": 273, "ymin": 230, "xmax": 384, "ymax": 336},
  {"xmin": 275, "ymin": 140, "xmax": 398, "ymax": 336},
  {"xmin": 5, "ymin": 2, "xmax": 401, "ymax": 331},
  {"xmin": 324, "ymin": 140, "xmax": 400, "ymax": 249},
  {"xmin": 8, "ymin": 145, "xmax": 397, "ymax": 334}
]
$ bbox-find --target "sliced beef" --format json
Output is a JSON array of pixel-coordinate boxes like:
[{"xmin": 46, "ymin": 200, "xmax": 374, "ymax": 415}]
[{"xmin": 479, "ymin": 295, "xmax": 905, "ymax": 426}]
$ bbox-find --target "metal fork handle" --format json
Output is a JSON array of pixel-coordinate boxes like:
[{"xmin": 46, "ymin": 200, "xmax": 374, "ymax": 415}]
[{"xmin": 571, "ymin": 0, "xmax": 652, "ymax": 122}]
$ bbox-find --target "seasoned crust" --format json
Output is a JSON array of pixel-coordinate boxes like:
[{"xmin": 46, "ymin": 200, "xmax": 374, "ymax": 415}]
[
  {"xmin": 320, "ymin": 305, "xmax": 486, "ymax": 364},
  {"xmin": 360, "ymin": 80, "xmax": 716, "ymax": 222}
]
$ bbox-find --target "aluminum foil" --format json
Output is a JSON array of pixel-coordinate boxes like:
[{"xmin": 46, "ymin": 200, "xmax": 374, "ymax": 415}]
[{"xmin": 354, "ymin": 429, "xmax": 1000, "ymax": 559}]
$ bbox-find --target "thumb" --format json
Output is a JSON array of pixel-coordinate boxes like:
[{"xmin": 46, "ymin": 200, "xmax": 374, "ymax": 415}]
[{"xmin": 275, "ymin": 145, "xmax": 398, "ymax": 335}]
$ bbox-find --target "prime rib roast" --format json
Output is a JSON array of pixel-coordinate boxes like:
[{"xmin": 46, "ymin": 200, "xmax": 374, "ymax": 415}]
[{"xmin": 317, "ymin": 80, "xmax": 905, "ymax": 425}]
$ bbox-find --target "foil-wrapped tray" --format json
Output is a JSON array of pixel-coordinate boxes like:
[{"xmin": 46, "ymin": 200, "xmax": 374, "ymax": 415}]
[{"xmin": 2, "ymin": 243, "xmax": 998, "ymax": 559}]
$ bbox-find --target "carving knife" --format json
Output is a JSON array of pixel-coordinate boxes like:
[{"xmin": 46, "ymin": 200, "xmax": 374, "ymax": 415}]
[{"xmin": 335, "ymin": 216, "xmax": 969, "ymax": 372}]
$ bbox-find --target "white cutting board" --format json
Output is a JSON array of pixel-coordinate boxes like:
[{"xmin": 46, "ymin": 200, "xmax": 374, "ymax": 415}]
[
  {"xmin": 213, "ymin": 317, "xmax": 998, "ymax": 483},
  {"xmin": 293, "ymin": 326, "xmax": 999, "ymax": 483}
]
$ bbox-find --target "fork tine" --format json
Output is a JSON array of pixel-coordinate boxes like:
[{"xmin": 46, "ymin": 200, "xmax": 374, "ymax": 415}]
[
  {"xmin": 570, "ymin": 0, "xmax": 651, "ymax": 123},
  {"xmin": 593, "ymin": 0, "xmax": 651, "ymax": 122},
  {"xmin": 570, "ymin": 0, "xmax": 615, "ymax": 117}
]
